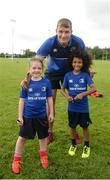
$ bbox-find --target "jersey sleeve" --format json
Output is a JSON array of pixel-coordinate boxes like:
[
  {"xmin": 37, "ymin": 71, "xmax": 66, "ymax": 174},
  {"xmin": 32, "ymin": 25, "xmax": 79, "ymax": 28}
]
[
  {"xmin": 36, "ymin": 37, "xmax": 54, "ymax": 57},
  {"xmin": 46, "ymin": 80, "xmax": 52, "ymax": 97},
  {"xmin": 78, "ymin": 38, "xmax": 85, "ymax": 49},
  {"xmin": 80, "ymin": 39, "xmax": 85, "ymax": 49},
  {"xmin": 86, "ymin": 74, "xmax": 94, "ymax": 86},
  {"xmin": 72, "ymin": 35, "xmax": 85, "ymax": 49},
  {"xmin": 20, "ymin": 87, "xmax": 27, "ymax": 98}
]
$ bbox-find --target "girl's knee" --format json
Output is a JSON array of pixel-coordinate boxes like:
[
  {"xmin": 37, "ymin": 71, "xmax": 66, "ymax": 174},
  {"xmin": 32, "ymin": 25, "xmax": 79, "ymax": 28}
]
[{"xmin": 18, "ymin": 136, "xmax": 26, "ymax": 143}]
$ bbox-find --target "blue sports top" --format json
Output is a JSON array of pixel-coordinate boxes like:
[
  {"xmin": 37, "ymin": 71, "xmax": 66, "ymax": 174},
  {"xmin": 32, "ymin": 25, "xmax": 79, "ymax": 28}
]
[
  {"xmin": 36, "ymin": 35, "xmax": 85, "ymax": 80},
  {"xmin": 20, "ymin": 77, "xmax": 52, "ymax": 118},
  {"xmin": 62, "ymin": 72, "xmax": 94, "ymax": 112}
]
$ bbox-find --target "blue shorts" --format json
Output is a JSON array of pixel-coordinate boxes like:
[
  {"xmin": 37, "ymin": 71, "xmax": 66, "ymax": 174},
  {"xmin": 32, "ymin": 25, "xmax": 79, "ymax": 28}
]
[
  {"xmin": 19, "ymin": 116, "xmax": 49, "ymax": 139},
  {"xmin": 68, "ymin": 111, "xmax": 92, "ymax": 128}
]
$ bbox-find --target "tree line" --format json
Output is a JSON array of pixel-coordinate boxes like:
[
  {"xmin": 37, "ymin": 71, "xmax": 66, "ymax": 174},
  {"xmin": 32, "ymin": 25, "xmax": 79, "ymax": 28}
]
[
  {"xmin": 0, "ymin": 47, "xmax": 110, "ymax": 60},
  {"xmin": 0, "ymin": 49, "xmax": 36, "ymax": 58},
  {"xmin": 88, "ymin": 46, "xmax": 110, "ymax": 60}
]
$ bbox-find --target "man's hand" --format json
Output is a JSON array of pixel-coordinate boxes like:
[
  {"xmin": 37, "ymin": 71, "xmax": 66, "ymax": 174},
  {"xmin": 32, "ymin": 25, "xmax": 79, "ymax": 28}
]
[{"xmin": 90, "ymin": 70, "xmax": 96, "ymax": 78}]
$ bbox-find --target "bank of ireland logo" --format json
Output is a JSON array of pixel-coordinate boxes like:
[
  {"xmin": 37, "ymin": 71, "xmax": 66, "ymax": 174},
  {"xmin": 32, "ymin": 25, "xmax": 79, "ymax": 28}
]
[
  {"xmin": 79, "ymin": 78, "xmax": 84, "ymax": 83},
  {"xmin": 35, "ymin": 93, "xmax": 40, "ymax": 96},
  {"xmin": 74, "ymin": 84, "xmax": 79, "ymax": 88},
  {"xmin": 41, "ymin": 87, "xmax": 46, "ymax": 91}
]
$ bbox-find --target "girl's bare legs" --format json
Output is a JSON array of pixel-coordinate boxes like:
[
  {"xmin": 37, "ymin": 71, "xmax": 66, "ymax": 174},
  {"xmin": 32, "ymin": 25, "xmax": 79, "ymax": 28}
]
[
  {"xmin": 71, "ymin": 128, "xmax": 77, "ymax": 139},
  {"xmin": 68, "ymin": 128, "xmax": 77, "ymax": 156},
  {"xmin": 39, "ymin": 138, "xmax": 47, "ymax": 152},
  {"xmin": 12, "ymin": 136, "xmax": 26, "ymax": 174},
  {"xmin": 82, "ymin": 128, "xmax": 90, "ymax": 158},
  {"xmin": 14, "ymin": 136, "xmax": 26, "ymax": 156},
  {"xmin": 83, "ymin": 128, "xmax": 89, "ymax": 146},
  {"xmin": 39, "ymin": 137, "xmax": 48, "ymax": 169}
]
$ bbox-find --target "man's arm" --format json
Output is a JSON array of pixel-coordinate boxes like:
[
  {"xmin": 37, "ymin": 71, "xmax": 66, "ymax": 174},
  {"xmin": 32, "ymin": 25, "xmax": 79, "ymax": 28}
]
[{"xmin": 36, "ymin": 36, "xmax": 55, "ymax": 57}]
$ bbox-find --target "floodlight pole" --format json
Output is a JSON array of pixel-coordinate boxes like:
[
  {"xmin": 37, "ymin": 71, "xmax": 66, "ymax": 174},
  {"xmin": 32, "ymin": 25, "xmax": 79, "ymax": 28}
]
[{"xmin": 10, "ymin": 19, "xmax": 16, "ymax": 60}]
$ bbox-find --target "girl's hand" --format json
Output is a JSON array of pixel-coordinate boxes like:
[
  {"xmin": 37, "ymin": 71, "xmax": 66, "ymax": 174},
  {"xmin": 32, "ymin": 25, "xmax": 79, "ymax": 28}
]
[
  {"xmin": 17, "ymin": 118, "xmax": 23, "ymax": 126},
  {"xmin": 67, "ymin": 96, "xmax": 73, "ymax": 102},
  {"xmin": 48, "ymin": 114, "xmax": 54, "ymax": 123},
  {"xmin": 74, "ymin": 93, "xmax": 84, "ymax": 101}
]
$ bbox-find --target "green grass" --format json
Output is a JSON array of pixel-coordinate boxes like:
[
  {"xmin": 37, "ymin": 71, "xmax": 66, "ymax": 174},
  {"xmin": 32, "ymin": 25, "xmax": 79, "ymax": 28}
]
[{"xmin": 0, "ymin": 58, "xmax": 110, "ymax": 179}]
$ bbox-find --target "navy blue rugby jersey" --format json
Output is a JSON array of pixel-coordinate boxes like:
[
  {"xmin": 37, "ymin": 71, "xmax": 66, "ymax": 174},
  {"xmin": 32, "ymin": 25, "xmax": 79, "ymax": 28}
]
[
  {"xmin": 20, "ymin": 77, "xmax": 52, "ymax": 118},
  {"xmin": 36, "ymin": 35, "xmax": 85, "ymax": 80},
  {"xmin": 62, "ymin": 71, "xmax": 94, "ymax": 113}
]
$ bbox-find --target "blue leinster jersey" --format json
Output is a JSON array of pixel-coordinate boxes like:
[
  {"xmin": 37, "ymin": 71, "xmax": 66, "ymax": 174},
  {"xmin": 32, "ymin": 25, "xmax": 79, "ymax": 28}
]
[
  {"xmin": 62, "ymin": 72, "xmax": 94, "ymax": 112},
  {"xmin": 36, "ymin": 35, "xmax": 85, "ymax": 80},
  {"xmin": 20, "ymin": 77, "xmax": 52, "ymax": 118}
]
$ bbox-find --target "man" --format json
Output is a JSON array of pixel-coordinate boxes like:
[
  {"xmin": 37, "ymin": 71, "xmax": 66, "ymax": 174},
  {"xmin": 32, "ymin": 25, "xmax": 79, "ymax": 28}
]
[{"xmin": 36, "ymin": 18, "xmax": 85, "ymax": 144}]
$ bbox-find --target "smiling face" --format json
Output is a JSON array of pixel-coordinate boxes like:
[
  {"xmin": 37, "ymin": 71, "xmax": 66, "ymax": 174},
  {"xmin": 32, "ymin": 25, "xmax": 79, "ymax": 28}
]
[
  {"xmin": 72, "ymin": 57, "xmax": 83, "ymax": 73},
  {"xmin": 56, "ymin": 26, "xmax": 72, "ymax": 47},
  {"xmin": 29, "ymin": 61, "xmax": 43, "ymax": 80}
]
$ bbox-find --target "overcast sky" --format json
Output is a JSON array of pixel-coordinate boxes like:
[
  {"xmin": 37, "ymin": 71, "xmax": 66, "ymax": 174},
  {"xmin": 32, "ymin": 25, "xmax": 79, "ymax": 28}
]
[{"xmin": 0, "ymin": 0, "xmax": 110, "ymax": 53}]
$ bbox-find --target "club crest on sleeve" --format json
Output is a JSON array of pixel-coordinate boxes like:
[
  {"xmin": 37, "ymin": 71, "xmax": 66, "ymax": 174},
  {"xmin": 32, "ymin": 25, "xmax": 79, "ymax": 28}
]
[
  {"xmin": 41, "ymin": 87, "xmax": 46, "ymax": 91},
  {"xmin": 74, "ymin": 84, "xmax": 79, "ymax": 88},
  {"xmin": 79, "ymin": 78, "xmax": 84, "ymax": 83}
]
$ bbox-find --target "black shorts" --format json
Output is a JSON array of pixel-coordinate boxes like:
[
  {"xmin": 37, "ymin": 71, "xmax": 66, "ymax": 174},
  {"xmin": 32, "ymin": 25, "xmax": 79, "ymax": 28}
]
[
  {"xmin": 19, "ymin": 116, "xmax": 49, "ymax": 139},
  {"xmin": 45, "ymin": 74, "xmax": 64, "ymax": 89},
  {"xmin": 49, "ymin": 79, "xmax": 64, "ymax": 89},
  {"xmin": 68, "ymin": 111, "xmax": 92, "ymax": 128}
]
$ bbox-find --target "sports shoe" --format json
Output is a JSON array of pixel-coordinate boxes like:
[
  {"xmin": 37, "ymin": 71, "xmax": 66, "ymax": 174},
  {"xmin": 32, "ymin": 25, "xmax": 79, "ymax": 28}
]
[
  {"xmin": 68, "ymin": 145, "xmax": 77, "ymax": 156},
  {"xmin": 12, "ymin": 160, "xmax": 21, "ymax": 174},
  {"xmin": 47, "ymin": 132, "xmax": 54, "ymax": 144},
  {"xmin": 90, "ymin": 91, "xmax": 103, "ymax": 97},
  {"xmin": 75, "ymin": 133, "xmax": 81, "ymax": 144},
  {"xmin": 40, "ymin": 151, "xmax": 48, "ymax": 169},
  {"xmin": 82, "ymin": 146, "xmax": 90, "ymax": 158}
]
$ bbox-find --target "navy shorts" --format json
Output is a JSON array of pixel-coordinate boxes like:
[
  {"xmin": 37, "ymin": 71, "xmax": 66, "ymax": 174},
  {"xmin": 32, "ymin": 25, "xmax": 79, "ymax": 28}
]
[
  {"xmin": 68, "ymin": 111, "xmax": 92, "ymax": 128},
  {"xmin": 19, "ymin": 116, "xmax": 49, "ymax": 139},
  {"xmin": 45, "ymin": 74, "xmax": 64, "ymax": 89},
  {"xmin": 49, "ymin": 79, "xmax": 64, "ymax": 89}
]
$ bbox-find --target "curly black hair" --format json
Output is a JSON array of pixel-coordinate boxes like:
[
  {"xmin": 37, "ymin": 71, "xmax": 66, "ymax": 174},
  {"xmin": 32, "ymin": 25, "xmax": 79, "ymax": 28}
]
[{"xmin": 69, "ymin": 49, "xmax": 92, "ymax": 74}]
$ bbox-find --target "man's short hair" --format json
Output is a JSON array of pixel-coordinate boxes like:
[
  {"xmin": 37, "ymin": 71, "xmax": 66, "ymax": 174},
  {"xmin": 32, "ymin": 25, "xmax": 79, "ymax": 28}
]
[{"xmin": 57, "ymin": 18, "xmax": 72, "ymax": 30}]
